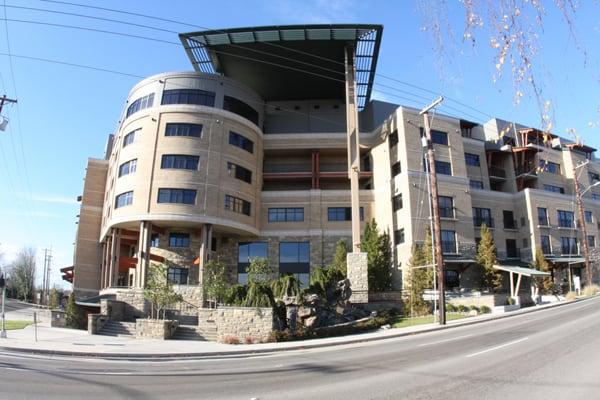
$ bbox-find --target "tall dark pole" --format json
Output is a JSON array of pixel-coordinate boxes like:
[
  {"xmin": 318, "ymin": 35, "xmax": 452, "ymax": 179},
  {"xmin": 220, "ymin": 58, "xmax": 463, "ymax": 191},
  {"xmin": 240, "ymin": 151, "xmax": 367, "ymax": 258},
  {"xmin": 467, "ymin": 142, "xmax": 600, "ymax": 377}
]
[
  {"xmin": 573, "ymin": 163, "xmax": 593, "ymax": 285},
  {"xmin": 420, "ymin": 97, "xmax": 446, "ymax": 325}
]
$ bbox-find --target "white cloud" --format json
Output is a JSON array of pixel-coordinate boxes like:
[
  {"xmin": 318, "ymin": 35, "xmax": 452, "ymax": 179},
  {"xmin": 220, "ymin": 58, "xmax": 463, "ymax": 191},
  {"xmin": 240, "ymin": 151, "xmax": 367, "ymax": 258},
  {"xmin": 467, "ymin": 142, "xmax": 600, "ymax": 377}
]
[{"xmin": 18, "ymin": 192, "xmax": 78, "ymax": 205}]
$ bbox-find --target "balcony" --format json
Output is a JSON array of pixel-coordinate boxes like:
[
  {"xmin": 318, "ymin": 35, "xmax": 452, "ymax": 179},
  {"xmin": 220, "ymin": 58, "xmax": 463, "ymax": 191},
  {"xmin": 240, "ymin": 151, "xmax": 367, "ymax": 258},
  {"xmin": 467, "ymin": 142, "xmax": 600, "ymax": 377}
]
[
  {"xmin": 515, "ymin": 166, "xmax": 538, "ymax": 179},
  {"xmin": 506, "ymin": 248, "xmax": 521, "ymax": 259},
  {"xmin": 473, "ymin": 216, "xmax": 494, "ymax": 228},
  {"xmin": 488, "ymin": 166, "xmax": 506, "ymax": 180}
]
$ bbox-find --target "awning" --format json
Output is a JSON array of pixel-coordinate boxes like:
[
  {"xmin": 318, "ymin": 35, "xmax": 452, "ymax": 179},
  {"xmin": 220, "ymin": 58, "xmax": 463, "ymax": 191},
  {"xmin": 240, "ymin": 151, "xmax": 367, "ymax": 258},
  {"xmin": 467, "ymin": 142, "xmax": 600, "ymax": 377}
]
[
  {"xmin": 546, "ymin": 256, "xmax": 585, "ymax": 265},
  {"xmin": 493, "ymin": 264, "xmax": 550, "ymax": 298},
  {"xmin": 444, "ymin": 258, "xmax": 476, "ymax": 264}
]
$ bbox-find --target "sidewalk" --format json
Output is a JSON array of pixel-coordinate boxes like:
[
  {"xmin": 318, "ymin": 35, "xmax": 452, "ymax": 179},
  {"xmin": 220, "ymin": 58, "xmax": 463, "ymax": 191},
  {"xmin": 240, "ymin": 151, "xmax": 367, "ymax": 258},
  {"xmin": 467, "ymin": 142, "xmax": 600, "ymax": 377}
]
[{"xmin": 0, "ymin": 297, "xmax": 588, "ymax": 359}]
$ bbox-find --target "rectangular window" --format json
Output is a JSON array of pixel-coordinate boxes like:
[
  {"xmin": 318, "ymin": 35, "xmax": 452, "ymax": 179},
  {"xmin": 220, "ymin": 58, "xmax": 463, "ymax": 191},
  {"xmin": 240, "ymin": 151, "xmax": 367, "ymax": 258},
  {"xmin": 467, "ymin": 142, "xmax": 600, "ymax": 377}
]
[
  {"xmin": 161, "ymin": 155, "xmax": 199, "ymax": 170},
  {"xmin": 388, "ymin": 130, "xmax": 398, "ymax": 148},
  {"xmin": 588, "ymin": 172, "xmax": 600, "ymax": 184},
  {"xmin": 441, "ymin": 230, "xmax": 456, "ymax": 254},
  {"xmin": 279, "ymin": 242, "xmax": 310, "ymax": 288},
  {"xmin": 391, "ymin": 161, "xmax": 401, "ymax": 177},
  {"xmin": 465, "ymin": 153, "xmax": 480, "ymax": 167},
  {"xmin": 560, "ymin": 237, "xmax": 578, "ymax": 255},
  {"xmin": 523, "ymin": 238, "xmax": 528, "ymax": 248},
  {"xmin": 118, "ymin": 159, "xmax": 137, "ymax": 177},
  {"xmin": 167, "ymin": 267, "xmax": 188, "ymax": 284},
  {"xmin": 123, "ymin": 129, "xmax": 138, "ymax": 147},
  {"xmin": 585, "ymin": 211, "xmax": 593, "ymax": 223},
  {"xmin": 392, "ymin": 194, "xmax": 403, "ymax": 211},
  {"xmin": 593, "ymin": 194, "xmax": 600, "ymax": 201},
  {"xmin": 169, "ymin": 233, "xmax": 190, "ymax": 248},
  {"xmin": 115, "ymin": 191, "xmax": 133, "ymax": 209},
  {"xmin": 165, "ymin": 123, "xmax": 203, "ymax": 138},
  {"xmin": 394, "ymin": 228, "xmax": 405, "ymax": 244},
  {"xmin": 327, "ymin": 207, "xmax": 365, "ymax": 221},
  {"xmin": 225, "ymin": 194, "xmax": 251, "ymax": 216},
  {"xmin": 237, "ymin": 242, "xmax": 268, "ymax": 284},
  {"xmin": 545, "ymin": 161, "xmax": 561, "ymax": 174},
  {"xmin": 229, "ymin": 131, "xmax": 254, "ymax": 153},
  {"xmin": 227, "ymin": 162, "xmax": 252, "ymax": 184},
  {"xmin": 435, "ymin": 160, "xmax": 452, "ymax": 175},
  {"xmin": 150, "ymin": 233, "xmax": 160, "ymax": 248},
  {"xmin": 439, "ymin": 196, "xmax": 454, "ymax": 218},
  {"xmin": 470, "ymin": 180, "xmax": 484, "ymax": 189},
  {"xmin": 506, "ymin": 239, "xmax": 519, "ymax": 258},
  {"xmin": 157, "ymin": 188, "xmax": 196, "ymax": 205},
  {"xmin": 223, "ymin": 95, "xmax": 259, "ymax": 125},
  {"xmin": 161, "ymin": 89, "xmax": 215, "ymax": 107},
  {"xmin": 540, "ymin": 235, "xmax": 551, "ymax": 254},
  {"xmin": 503, "ymin": 210, "xmax": 516, "ymax": 229},
  {"xmin": 420, "ymin": 127, "xmax": 448, "ymax": 145},
  {"xmin": 557, "ymin": 210, "xmax": 574, "ymax": 228},
  {"xmin": 268, "ymin": 208, "xmax": 304, "ymax": 222},
  {"xmin": 588, "ymin": 235, "xmax": 596, "ymax": 248},
  {"xmin": 537, "ymin": 207, "xmax": 549, "ymax": 226},
  {"xmin": 473, "ymin": 207, "xmax": 493, "ymax": 227},
  {"xmin": 544, "ymin": 184, "xmax": 565, "ymax": 194},
  {"xmin": 126, "ymin": 93, "xmax": 154, "ymax": 118}
]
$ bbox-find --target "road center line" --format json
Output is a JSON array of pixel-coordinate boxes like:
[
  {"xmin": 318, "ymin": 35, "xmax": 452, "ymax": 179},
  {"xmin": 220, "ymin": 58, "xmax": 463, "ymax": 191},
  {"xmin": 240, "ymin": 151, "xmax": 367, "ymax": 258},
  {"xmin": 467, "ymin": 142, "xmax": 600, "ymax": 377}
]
[
  {"xmin": 465, "ymin": 337, "xmax": 529, "ymax": 358},
  {"xmin": 417, "ymin": 334, "xmax": 474, "ymax": 347}
]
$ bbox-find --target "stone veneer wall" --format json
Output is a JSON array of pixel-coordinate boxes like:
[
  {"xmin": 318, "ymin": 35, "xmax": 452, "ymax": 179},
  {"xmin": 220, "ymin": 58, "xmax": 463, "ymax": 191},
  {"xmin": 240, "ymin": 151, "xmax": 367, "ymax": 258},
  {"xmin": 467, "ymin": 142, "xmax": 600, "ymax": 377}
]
[
  {"xmin": 173, "ymin": 285, "xmax": 203, "ymax": 308},
  {"xmin": 115, "ymin": 289, "xmax": 149, "ymax": 320},
  {"xmin": 135, "ymin": 319, "xmax": 178, "ymax": 340},
  {"xmin": 347, "ymin": 252, "xmax": 369, "ymax": 303},
  {"xmin": 215, "ymin": 307, "xmax": 274, "ymax": 343}
]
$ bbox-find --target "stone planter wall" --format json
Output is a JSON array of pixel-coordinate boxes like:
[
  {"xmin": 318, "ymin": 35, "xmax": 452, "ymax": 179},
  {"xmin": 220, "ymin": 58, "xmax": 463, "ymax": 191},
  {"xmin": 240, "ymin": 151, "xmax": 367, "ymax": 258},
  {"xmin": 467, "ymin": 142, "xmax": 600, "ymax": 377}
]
[
  {"xmin": 369, "ymin": 291, "xmax": 403, "ymax": 303},
  {"xmin": 88, "ymin": 313, "xmax": 109, "ymax": 334},
  {"xmin": 135, "ymin": 319, "xmax": 178, "ymax": 340},
  {"xmin": 173, "ymin": 285, "xmax": 203, "ymax": 309},
  {"xmin": 215, "ymin": 307, "xmax": 274, "ymax": 343},
  {"xmin": 115, "ymin": 289, "xmax": 149, "ymax": 320},
  {"xmin": 100, "ymin": 299, "xmax": 126, "ymax": 321}
]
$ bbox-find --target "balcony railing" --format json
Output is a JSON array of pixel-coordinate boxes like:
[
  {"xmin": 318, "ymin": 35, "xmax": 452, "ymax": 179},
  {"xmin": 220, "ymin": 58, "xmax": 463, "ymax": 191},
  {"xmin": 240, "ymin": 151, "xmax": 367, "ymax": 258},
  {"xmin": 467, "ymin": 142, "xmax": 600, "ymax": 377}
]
[
  {"xmin": 503, "ymin": 219, "xmax": 518, "ymax": 229},
  {"xmin": 515, "ymin": 166, "xmax": 538, "ymax": 177},
  {"xmin": 473, "ymin": 216, "xmax": 494, "ymax": 228},
  {"xmin": 488, "ymin": 166, "xmax": 506, "ymax": 178},
  {"xmin": 506, "ymin": 248, "xmax": 521, "ymax": 259}
]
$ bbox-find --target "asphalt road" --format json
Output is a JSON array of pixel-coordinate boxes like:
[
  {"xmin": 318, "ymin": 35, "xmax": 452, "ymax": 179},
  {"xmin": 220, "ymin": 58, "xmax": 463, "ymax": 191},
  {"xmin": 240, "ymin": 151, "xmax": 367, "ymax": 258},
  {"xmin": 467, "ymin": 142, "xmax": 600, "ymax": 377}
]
[{"xmin": 1, "ymin": 296, "xmax": 599, "ymax": 400}]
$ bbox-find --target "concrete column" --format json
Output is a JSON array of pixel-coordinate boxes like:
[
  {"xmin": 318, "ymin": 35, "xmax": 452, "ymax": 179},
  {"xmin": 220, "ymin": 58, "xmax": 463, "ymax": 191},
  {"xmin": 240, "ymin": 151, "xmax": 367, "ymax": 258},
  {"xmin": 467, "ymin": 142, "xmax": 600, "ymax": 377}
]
[
  {"xmin": 107, "ymin": 230, "xmax": 116, "ymax": 288},
  {"xmin": 134, "ymin": 221, "xmax": 152, "ymax": 288},
  {"xmin": 198, "ymin": 224, "xmax": 213, "ymax": 285},
  {"xmin": 100, "ymin": 241, "xmax": 108, "ymax": 289},
  {"xmin": 111, "ymin": 229, "xmax": 121, "ymax": 287}
]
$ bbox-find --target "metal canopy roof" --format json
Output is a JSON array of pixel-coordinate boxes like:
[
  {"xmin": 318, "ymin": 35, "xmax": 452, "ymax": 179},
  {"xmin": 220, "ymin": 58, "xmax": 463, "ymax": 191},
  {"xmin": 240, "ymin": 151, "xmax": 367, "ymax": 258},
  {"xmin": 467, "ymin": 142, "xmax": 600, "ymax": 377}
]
[
  {"xmin": 179, "ymin": 24, "xmax": 383, "ymax": 110},
  {"xmin": 546, "ymin": 256, "xmax": 585, "ymax": 264},
  {"xmin": 493, "ymin": 265, "xmax": 550, "ymax": 277}
]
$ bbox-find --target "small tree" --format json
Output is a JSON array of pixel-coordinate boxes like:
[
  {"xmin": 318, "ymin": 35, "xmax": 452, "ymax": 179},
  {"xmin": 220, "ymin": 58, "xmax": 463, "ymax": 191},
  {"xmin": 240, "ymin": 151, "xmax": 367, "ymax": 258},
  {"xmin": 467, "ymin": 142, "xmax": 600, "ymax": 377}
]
[
  {"xmin": 143, "ymin": 262, "xmax": 183, "ymax": 319},
  {"xmin": 48, "ymin": 288, "xmax": 59, "ymax": 309},
  {"xmin": 65, "ymin": 292, "xmax": 83, "ymax": 329},
  {"xmin": 330, "ymin": 239, "xmax": 348, "ymax": 278},
  {"xmin": 531, "ymin": 248, "xmax": 554, "ymax": 295},
  {"xmin": 476, "ymin": 224, "xmax": 502, "ymax": 291},
  {"xmin": 9, "ymin": 247, "xmax": 36, "ymax": 302},
  {"xmin": 361, "ymin": 220, "xmax": 393, "ymax": 292},
  {"xmin": 246, "ymin": 257, "xmax": 273, "ymax": 284},
  {"xmin": 405, "ymin": 244, "xmax": 433, "ymax": 317},
  {"xmin": 271, "ymin": 274, "xmax": 301, "ymax": 301},
  {"xmin": 203, "ymin": 258, "xmax": 228, "ymax": 306}
]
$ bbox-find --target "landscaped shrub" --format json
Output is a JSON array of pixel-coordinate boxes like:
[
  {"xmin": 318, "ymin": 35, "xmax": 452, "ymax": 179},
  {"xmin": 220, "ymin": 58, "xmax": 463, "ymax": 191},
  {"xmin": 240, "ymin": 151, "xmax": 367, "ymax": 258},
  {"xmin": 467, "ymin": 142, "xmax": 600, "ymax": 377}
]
[
  {"xmin": 480, "ymin": 305, "xmax": 491, "ymax": 314},
  {"xmin": 565, "ymin": 291, "xmax": 577, "ymax": 301},
  {"xmin": 445, "ymin": 303, "xmax": 457, "ymax": 312},
  {"xmin": 244, "ymin": 336, "xmax": 255, "ymax": 344},
  {"xmin": 506, "ymin": 297, "xmax": 516, "ymax": 305},
  {"xmin": 582, "ymin": 284, "xmax": 600, "ymax": 297},
  {"xmin": 457, "ymin": 305, "xmax": 470, "ymax": 313},
  {"xmin": 222, "ymin": 335, "xmax": 240, "ymax": 344},
  {"xmin": 224, "ymin": 284, "xmax": 247, "ymax": 306},
  {"xmin": 469, "ymin": 305, "xmax": 480, "ymax": 313}
]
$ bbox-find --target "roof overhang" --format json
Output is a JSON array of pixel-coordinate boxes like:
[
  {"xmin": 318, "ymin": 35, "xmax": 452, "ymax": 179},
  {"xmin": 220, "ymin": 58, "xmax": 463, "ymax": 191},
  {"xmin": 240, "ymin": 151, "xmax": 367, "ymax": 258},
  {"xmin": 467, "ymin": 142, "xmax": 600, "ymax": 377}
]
[
  {"xmin": 493, "ymin": 264, "xmax": 550, "ymax": 277},
  {"xmin": 546, "ymin": 256, "xmax": 586, "ymax": 265},
  {"xmin": 179, "ymin": 24, "xmax": 383, "ymax": 110}
]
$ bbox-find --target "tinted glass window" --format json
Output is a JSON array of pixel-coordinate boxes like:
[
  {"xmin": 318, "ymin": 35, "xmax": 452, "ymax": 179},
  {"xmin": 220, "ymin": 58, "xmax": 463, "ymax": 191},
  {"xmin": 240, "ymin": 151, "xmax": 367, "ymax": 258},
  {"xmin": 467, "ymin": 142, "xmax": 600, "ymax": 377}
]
[
  {"xmin": 223, "ymin": 95, "xmax": 259, "ymax": 125},
  {"xmin": 165, "ymin": 123, "xmax": 203, "ymax": 137},
  {"xmin": 161, "ymin": 89, "xmax": 215, "ymax": 107},
  {"xmin": 157, "ymin": 188, "xmax": 196, "ymax": 204}
]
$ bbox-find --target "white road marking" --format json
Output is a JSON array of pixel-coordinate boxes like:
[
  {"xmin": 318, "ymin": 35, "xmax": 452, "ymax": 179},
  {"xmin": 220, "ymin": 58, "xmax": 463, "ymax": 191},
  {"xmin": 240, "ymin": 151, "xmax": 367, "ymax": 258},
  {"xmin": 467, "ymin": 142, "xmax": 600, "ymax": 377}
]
[
  {"xmin": 466, "ymin": 337, "xmax": 529, "ymax": 358},
  {"xmin": 417, "ymin": 334, "xmax": 473, "ymax": 347}
]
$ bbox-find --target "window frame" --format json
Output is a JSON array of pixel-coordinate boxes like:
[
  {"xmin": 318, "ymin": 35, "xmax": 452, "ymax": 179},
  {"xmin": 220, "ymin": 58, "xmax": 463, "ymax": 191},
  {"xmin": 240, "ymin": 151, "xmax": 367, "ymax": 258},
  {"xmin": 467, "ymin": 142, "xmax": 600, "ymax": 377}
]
[
  {"xmin": 229, "ymin": 131, "xmax": 254, "ymax": 154},
  {"xmin": 161, "ymin": 89, "xmax": 215, "ymax": 107},
  {"xmin": 168, "ymin": 233, "xmax": 190, "ymax": 248},
  {"xmin": 157, "ymin": 188, "xmax": 197, "ymax": 205},
  {"xmin": 115, "ymin": 191, "xmax": 133, "ymax": 209},
  {"xmin": 465, "ymin": 152, "xmax": 480, "ymax": 167},
  {"xmin": 327, "ymin": 207, "xmax": 365, "ymax": 221},
  {"xmin": 268, "ymin": 208, "xmax": 304, "ymax": 222},
  {"xmin": 118, "ymin": 159, "xmax": 137, "ymax": 177},
  {"xmin": 227, "ymin": 162, "xmax": 252, "ymax": 184},
  {"xmin": 225, "ymin": 194, "xmax": 251, "ymax": 216},
  {"xmin": 165, "ymin": 123, "xmax": 203, "ymax": 138}
]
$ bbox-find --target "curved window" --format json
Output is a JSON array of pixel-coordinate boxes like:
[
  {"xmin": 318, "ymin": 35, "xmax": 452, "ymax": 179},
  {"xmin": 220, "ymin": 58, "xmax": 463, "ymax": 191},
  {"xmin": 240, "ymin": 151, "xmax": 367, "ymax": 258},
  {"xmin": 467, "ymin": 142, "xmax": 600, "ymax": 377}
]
[
  {"xmin": 165, "ymin": 123, "xmax": 203, "ymax": 138},
  {"xmin": 158, "ymin": 188, "xmax": 196, "ymax": 205},
  {"xmin": 123, "ymin": 129, "xmax": 139, "ymax": 147},
  {"xmin": 223, "ymin": 95, "xmax": 259, "ymax": 125},
  {"xmin": 229, "ymin": 131, "xmax": 254, "ymax": 153},
  {"xmin": 225, "ymin": 194, "xmax": 251, "ymax": 216},
  {"xmin": 118, "ymin": 159, "xmax": 137, "ymax": 177},
  {"xmin": 227, "ymin": 162, "xmax": 252, "ymax": 183},
  {"xmin": 161, "ymin": 89, "xmax": 215, "ymax": 107},
  {"xmin": 161, "ymin": 155, "xmax": 199, "ymax": 170},
  {"xmin": 126, "ymin": 93, "xmax": 154, "ymax": 118},
  {"xmin": 115, "ymin": 191, "xmax": 133, "ymax": 208}
]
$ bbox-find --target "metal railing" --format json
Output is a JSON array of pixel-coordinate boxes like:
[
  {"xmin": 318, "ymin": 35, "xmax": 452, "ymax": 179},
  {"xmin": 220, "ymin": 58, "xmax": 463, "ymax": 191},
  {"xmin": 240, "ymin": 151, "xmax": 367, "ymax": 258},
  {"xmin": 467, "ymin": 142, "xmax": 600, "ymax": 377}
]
[
  {"xmin": 488, "ymin": 166, "xmax": 506, "ymax": 178},
  {"xmin": 506, "ymin": 248, "xmax": 521, "ymax": 259},
  {"xmin": 503, "ymin": 219, "xmax": 518, "ymax": 229}
]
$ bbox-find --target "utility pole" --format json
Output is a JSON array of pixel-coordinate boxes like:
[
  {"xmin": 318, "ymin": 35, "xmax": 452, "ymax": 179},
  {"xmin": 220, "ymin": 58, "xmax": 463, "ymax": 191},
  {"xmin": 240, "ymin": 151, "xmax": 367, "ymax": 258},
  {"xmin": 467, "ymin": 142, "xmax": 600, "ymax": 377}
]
[
  {"xmin": 0, "ymin": 95, "xmax": 17, "ymax": 131},
  {"xmin": 573, "ymin": 161, "xmax": 593, "ymax": 286},
  {"xmin": 420, "ymin": 97, "xmax": 446, "ymax": 325},
  {"xmin": 41, "ymin": 248, "xmax": 52, "ymax": 306}
]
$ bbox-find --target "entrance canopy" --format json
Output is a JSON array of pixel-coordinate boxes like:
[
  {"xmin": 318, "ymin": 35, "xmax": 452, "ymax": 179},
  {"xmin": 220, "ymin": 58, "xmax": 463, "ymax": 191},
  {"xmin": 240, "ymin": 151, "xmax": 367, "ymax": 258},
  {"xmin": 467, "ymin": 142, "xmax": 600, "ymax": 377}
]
[
  {"xmin": 493, "ymin": 264, "xmax": 550, "ymax": 298},
  {"xmin": 546, "ymin": 256, "xmax": 585, "ymax": 265}
]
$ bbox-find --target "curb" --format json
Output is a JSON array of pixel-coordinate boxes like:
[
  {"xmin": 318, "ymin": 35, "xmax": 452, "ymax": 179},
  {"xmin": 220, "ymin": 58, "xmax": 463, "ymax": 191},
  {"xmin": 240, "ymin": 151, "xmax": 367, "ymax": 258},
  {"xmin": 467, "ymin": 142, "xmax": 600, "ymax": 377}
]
[{"xmin": 0, "ymin": 295, "xmax": 595, "ymax": 360}]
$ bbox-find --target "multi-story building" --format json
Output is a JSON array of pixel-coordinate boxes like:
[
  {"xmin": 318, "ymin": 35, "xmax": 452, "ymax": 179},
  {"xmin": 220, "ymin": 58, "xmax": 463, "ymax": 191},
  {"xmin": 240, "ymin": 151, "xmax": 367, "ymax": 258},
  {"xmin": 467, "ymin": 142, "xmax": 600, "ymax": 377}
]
[{"xmin": 68, "ymin": 24, "xmax": 598, "ymax": 306}]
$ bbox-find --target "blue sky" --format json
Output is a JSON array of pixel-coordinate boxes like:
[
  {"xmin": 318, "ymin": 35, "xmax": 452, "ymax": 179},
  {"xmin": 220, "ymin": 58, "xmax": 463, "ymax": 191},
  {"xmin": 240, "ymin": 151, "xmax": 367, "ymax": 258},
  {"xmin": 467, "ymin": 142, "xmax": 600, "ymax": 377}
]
[{"xmin": 0, "ymin": 0, "xmax": 598, "ymax": 289}]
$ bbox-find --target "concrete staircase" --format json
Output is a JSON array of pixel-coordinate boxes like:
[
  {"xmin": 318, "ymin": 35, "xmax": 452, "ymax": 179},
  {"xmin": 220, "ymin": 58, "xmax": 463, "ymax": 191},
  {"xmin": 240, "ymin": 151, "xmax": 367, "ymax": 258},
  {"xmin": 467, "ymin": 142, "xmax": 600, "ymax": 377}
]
[
  {"xmin": 171, "ymin": 325, "xmax": 217, "ymax": 341},
  {"xmin": 98, "ymin": 321, "xmax": 136, "ymax": 337}
]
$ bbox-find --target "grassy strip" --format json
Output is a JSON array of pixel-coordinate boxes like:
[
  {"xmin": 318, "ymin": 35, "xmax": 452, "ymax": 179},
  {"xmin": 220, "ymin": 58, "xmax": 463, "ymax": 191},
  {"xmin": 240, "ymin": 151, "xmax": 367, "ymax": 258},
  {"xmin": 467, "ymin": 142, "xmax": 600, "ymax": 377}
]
[
  {"xmin": 392, "ymin": 313, "xmax": 471, "ymax": 328},
  {"xmin": 3, "ymin": 320, "xmax": 34, "ymax": 330}
]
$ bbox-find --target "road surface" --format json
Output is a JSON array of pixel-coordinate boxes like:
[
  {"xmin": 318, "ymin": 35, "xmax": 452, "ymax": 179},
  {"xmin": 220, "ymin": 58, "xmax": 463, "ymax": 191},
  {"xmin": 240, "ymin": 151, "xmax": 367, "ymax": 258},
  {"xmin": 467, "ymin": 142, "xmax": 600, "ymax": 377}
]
[{"xmin": 1, "ymin": 296, "xmax": 599, "ymax": 399}]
